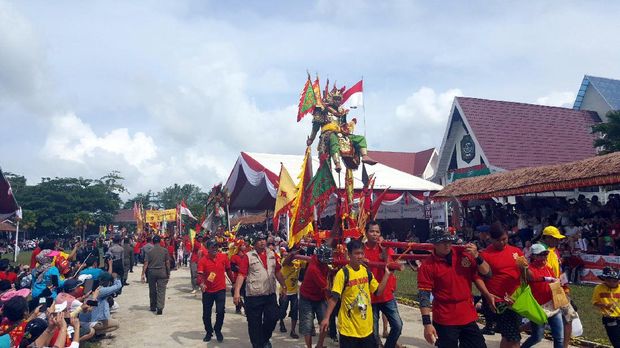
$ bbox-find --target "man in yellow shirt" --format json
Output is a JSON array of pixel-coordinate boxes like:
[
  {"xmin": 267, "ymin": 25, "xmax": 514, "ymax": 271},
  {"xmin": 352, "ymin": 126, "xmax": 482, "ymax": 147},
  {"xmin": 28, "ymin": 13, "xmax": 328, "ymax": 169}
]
[
  {"xmin": 279, "ymin": 247, "xmax": 305, "ymax": 339},
  {"xmin": 592, "ymin": 267, "xmax": 620, "ymax": 347},
  {"xmin": 320, "ymin": 239, "xmax": 392, "ymax": 347}
]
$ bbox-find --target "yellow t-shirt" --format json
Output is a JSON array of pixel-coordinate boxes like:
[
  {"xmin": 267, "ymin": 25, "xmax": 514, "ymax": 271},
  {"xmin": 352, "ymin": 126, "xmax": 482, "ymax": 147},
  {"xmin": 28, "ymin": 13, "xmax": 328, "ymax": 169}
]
[
  {"xmin": 592, "ymin": 284, "xmax": 620, "ymax": 318},
  {"xmin": 281, "ymin": 260, "xmax": 303, "ymax": 295},
  {"xmin": 331, "ymin": 265, "xmax": 378, "ymax": 338},
  {"xmin": 546, "ymin": 247, "xmax": 561, "ymax": 278}
]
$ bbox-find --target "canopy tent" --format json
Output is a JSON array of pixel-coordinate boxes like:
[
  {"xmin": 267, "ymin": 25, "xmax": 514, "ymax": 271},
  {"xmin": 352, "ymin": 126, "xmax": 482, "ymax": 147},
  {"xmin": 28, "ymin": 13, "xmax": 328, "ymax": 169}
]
[
  {"xmin": 435, "ymin": 151, "xmax": 620, "ymax": 201},
  {"xmin": 0, "ymin": 168, "xmax": 19, "ymax": 220},
  {"xmin": 225, "ymin": 152, "xmax": 444, "ymax": 211}
]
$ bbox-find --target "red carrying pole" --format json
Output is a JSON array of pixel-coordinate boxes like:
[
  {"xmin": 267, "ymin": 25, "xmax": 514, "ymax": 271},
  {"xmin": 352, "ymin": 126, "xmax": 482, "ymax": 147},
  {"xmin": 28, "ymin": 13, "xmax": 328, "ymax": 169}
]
[{"xmin": 293, "ymin": 254, "xmax": 403, "ymax": 271}]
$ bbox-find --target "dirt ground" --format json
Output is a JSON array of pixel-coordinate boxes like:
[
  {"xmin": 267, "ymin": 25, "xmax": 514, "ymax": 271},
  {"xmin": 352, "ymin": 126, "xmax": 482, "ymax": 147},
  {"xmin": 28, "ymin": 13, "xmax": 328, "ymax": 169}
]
[{"xmin": 101, "ymin": 265, "xmax": 566, "ymax": 348}]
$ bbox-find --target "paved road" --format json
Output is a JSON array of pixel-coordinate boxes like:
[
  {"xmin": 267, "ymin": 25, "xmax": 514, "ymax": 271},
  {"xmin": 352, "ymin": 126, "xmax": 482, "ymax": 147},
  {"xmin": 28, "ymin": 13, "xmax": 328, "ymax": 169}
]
[{"xmin": 103, "ymin": 266, "xmax": 566, "ymax": 347}]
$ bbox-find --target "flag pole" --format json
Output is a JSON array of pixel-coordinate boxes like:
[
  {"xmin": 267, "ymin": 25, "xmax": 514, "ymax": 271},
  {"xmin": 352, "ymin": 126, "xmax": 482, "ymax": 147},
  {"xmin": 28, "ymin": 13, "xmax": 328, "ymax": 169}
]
[
  {"xmin": 285, "ymin": 214, "xmax": 290, "ymax": 241},
  {"xmin": 361, "ymin": 76, "xmax": 366, "ymax": 138},
  {"xmin": 226, "ymin": 204, "xmax": 231, "ymax": 233},
  {"xmin": 14, "ymin": 220, "xmax": 19, "ymax": 263}
]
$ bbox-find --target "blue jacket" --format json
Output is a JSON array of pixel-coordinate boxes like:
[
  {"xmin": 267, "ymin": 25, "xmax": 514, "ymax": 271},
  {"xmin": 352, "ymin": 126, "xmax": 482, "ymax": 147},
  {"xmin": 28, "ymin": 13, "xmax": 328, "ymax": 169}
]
[{"xmin": 31, "ymin": 267, "xmax": 65, "ymax": 299}]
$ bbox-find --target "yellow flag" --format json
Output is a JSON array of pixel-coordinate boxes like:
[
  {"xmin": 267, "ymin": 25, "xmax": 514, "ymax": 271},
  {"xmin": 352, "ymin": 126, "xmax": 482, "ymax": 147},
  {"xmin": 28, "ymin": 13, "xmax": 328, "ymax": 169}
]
[
  {"xmin": 189, "ymin": 229, "xmax": 196, "ymax": 247},
  {"xmin": 274, "ymin": 164, "xmax": 297, "ymax": 215},
  {"xmin": 288, "ymin": 147, "xmax": 314, "ymax": 248}
]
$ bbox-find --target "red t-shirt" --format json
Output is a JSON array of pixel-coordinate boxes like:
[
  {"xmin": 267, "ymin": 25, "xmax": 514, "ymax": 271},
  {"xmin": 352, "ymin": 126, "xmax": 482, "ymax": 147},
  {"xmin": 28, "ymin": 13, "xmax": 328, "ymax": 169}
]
[
  {"xmin": 133, "ymin": 241, "xmax": 144, "ymax": 254},
  {"xmin": 417, "ymin": 250, "xmax": 480, "ymax": 326},
  {"xmin": 197, "ymin": 253, "xmax": 231, "ymax": 293},
  {"xmin": 238, "ymin": 250, "xmax": 281, "ymax": 277},
  {"xmin": 190, "ymin": 244, "xmax": 206, "ymax": 264},
  {"xmin": 527, "ymin": 264, "xmax": 554, "ymax": 305},
  {"xmin": 364, "ymin": 243, "xmax": 396, "ymax": 303},
  {"xmin": 30, "ymin": 247, "xmax": 41, "ymax": 269},
  {"xmin": 0, "ymin": 272, "xmax": 17, "ymax": 284},
  {"xmin": 299, "ymin": 256, "xmax": 329, "ymax": 301},
  {"xmin": 230, "ymin": 253, "xmax": 244, "ymax": 282},
  {"xmin": 481, "ymin": 245, "xmax": 524, "ymax": 299}
]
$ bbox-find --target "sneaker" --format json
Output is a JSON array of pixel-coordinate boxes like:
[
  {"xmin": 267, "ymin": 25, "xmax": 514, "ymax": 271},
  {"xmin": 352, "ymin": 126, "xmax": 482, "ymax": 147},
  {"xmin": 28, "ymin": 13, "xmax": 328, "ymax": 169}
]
[
  {"xmin": 149, "ymin": 307, "xmax": 156, "ymax": 312},
  {"xmin": 203, "ymin": 334, "xmax": 212, "ymax": 342},
  {"xmin": 279, "ymin": 321, "xmax": 287, "ymax": 333},
  {"xmin": 156, "ymin": 309, "xmax": 163, "ymax": 315},
  {"xmin": 290, "ymin": 332, "xmax": 299, "ymax": 339},
  {"xmin": 216, "ymin": 332, "xmax": 223, "ymax": 342},
  {"xmin": 110, "ymin": 302, "xmax": 119, "ymax": 313},
  {"xmin": 191, "ymin": 289, "xmax": 197, "ymax": 294}
]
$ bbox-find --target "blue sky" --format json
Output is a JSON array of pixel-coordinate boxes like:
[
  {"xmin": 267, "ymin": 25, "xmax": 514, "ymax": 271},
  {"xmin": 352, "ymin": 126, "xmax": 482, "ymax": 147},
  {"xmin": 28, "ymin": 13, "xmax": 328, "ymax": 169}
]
[{"xmin": 1, "ymin": 0, "xmax": 619, "ymax": 196}]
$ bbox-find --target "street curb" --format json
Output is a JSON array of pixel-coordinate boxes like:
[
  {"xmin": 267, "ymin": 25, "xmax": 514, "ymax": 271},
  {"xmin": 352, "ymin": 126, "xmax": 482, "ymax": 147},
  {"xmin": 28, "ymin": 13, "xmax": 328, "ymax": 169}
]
[{"xmin": 394, "ymin": 297, "xmax": 612, "ymax": 348}]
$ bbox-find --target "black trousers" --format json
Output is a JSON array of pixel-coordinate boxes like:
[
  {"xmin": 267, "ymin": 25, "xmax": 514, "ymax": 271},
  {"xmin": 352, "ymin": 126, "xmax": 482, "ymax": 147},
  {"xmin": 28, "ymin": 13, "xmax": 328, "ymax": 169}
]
[
  {"xmin": 202, "ymin": 290, "xmax": 226, "ymax": 336},
  {"xmin": 245, "ymin": 294, "xmax": 278, "ymax": 348},
  {"xmin": 339, "ymin": 333, "xmax": 376, "ymax": 348},
  {"xmin": 433, "ymin": 321, "xmax": 487, "ymax": 348},
  {"xmin": 603, "ymin": 317, "xmax": 620, "ymax": 348}
]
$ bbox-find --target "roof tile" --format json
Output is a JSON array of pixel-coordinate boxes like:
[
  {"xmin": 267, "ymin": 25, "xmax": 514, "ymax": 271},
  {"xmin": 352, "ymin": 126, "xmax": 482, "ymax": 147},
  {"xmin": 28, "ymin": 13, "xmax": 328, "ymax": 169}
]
[{"xmin": 457, "ymin": 97, "xmax": 601, "ymax": 171}]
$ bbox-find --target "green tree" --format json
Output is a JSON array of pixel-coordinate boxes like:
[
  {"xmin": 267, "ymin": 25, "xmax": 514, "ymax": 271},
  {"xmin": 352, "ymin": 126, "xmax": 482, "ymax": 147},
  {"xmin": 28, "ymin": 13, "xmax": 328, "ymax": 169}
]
[
  {"xmin": 158, "ymin": 183, "xmax": 207, "ymax": 214},
  {"xmin": 74, "ymin": 211, "xmax": 95, "ymax": 240},
  {"xmin": 592, "ymin": 110, "xmax": 620, "ymax": 154},
  {"xmin": 5, "ymin": 172, "xmax": 126, "ymax": 237},
  {"xmin": 123, "ymin": 191, "xmax": 157, "ymax": 209}
]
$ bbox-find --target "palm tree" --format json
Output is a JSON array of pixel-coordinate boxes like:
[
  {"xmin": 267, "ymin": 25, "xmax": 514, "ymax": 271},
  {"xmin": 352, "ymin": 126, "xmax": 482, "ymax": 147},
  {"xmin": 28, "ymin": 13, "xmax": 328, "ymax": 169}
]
[
  {"xmin": 592, "ymin": 110, "xmax": 620, "ymax": 154},
  {"xmin": 74, "ymin": 211, "xmax": 95, "ymax": 241}
]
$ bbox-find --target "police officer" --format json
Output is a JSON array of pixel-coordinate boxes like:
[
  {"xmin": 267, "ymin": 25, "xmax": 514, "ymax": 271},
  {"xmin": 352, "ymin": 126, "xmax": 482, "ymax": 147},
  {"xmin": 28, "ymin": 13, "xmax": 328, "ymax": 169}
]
[{"xmin": 141, "ymin": 235, "xmax": 170, "ymax": 315}]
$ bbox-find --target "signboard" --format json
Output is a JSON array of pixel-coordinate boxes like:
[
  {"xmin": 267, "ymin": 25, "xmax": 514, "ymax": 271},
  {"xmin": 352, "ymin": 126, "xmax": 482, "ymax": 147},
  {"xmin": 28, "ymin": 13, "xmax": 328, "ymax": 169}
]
[
  {"xmin": 145, "ymin": 209, "xmax": 177, "ymax": 223},
  {"xmin": 460, "ymin": 134, "xmax": 476, "ymax": 164}
]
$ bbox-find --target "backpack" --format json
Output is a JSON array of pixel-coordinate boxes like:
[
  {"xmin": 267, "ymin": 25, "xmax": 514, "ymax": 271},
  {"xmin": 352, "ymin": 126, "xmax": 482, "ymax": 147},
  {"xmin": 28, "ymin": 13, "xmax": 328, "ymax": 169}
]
[{"xmin": 341, "ymin": 265, "xmax": 373, "ymax": 293}]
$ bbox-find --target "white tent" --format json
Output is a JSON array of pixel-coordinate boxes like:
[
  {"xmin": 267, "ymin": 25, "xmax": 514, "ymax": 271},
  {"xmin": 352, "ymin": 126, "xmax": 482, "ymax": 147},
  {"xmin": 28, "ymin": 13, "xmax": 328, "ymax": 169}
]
[{"xmin": 225, "ymin": 152, "xmax": 443, "ymax": 214}]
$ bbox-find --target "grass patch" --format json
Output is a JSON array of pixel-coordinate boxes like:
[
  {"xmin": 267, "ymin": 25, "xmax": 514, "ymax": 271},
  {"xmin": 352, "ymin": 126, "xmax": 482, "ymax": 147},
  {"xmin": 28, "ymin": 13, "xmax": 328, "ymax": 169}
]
[
  {"xmin": 4, "ymin": 250, "xmax": 33, "ymax": 266},
  {"xmin": 395, "ymin": 269, "xmax": 611, "ymax": 346}
]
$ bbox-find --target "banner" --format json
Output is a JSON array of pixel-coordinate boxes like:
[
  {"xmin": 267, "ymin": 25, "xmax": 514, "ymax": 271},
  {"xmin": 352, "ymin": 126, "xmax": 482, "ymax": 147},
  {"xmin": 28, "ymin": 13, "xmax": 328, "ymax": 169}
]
[
  {"xmin": 145, "ymin": 209, "xmax": 177, "ymax": 223},
  {"xmin": 578, "ymin": 254, "xmax": 620, "ymax": 284}
]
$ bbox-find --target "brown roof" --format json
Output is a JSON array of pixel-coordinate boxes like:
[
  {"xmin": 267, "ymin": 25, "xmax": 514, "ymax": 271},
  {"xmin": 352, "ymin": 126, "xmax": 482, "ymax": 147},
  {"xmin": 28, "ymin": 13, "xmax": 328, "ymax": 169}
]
[
  {"xmin": 231, "ymin": 213, "xmax": 268, "ymax": 226},
  {"xmin": 113, "ymin": 209, "xmax": 136, "ymax": 223},
  {"xmin": 435, "ymin": 151, "xmax": 620, "ymax": 201},
  {"xmin": 457, "ymin": 97, "xmax": 601, "ymax": 171},
  {"xmin": 0, "ymin": 221, "xmax": 16, "ymax": 232},
  {"xmin": 369, "ymin": 148, "xmax": 435, "ymax": 177}
]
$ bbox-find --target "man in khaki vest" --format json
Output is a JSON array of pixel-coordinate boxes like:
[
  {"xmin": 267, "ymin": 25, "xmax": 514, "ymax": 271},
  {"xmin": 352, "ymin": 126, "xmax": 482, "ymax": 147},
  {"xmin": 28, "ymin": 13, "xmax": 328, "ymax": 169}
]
[
  {"xmin": 141, "ymin": 235, "xmax": 170, "ymax": 315},
  {"xmin": 234, "ymin": 232, "xmax": 286, "ymax": 348}
]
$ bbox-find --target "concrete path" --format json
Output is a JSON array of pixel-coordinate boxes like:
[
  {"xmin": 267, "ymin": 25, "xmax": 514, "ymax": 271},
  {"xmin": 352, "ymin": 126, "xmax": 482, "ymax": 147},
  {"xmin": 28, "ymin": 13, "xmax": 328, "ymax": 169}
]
[{"xmin": 102, "ymin": 265, "xmax": 565, "ymax": 347}]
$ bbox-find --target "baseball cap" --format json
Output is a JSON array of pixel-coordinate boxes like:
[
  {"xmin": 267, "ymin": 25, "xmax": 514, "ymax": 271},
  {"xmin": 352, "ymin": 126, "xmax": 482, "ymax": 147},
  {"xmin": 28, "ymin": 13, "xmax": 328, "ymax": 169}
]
[
  {"xmin": 542, "ymin": 226, "xmax": 565, "ymax": 239},
  {"xmin": 63, "ymin": 278, "xmax": 83, "ymax": 293},
  {"xmin": 530, "ymin": 243, "xmax": 548, "ymax": 255}
]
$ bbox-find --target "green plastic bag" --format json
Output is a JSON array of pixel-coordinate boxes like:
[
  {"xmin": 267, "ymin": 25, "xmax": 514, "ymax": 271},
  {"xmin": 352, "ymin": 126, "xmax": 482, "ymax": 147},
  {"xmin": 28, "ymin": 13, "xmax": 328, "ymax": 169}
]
[{"xmin": 510, "ymin": 283, "xmax": 548, "ymax": 325}]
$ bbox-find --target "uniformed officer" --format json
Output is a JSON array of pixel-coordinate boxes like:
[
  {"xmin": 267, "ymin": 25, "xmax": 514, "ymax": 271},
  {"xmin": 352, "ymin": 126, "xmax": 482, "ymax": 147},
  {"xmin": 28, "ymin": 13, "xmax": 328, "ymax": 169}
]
[{"xmin": 141, "ymin": 235, "xmax": 170, "ymax": 315}]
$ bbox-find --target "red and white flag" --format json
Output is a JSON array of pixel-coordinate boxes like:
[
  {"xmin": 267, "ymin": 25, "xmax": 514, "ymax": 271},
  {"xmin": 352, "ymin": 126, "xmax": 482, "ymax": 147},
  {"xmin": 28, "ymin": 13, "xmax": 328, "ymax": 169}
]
[
  {"xmin": 341, "ymin": 80, "xmax": 363, "ymax": 109},
  {"xmin": 179, "ymin": 200, "xmax": 197, "ymax": 220}
]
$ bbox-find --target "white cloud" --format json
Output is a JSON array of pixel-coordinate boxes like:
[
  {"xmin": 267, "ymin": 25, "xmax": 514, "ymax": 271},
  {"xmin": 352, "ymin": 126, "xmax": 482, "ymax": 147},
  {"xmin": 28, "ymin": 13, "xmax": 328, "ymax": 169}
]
[
  {"xmin": 44, "ymin": 113, "xmax": 157, "ymax": 167},
  {"xmin": 536, "ymin": 91, "xmax": 576, "ymax": 108}
]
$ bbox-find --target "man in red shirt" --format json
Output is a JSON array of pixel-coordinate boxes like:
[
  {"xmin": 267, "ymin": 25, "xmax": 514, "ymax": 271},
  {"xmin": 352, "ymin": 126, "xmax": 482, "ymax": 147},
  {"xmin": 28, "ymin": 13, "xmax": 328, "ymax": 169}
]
[
  {"xmin": 298, "ymin": 245, "xmax": 331, "ymax": 348},
  {"xmin": 197, "ymin": 240, "xmax": 233, "ymax": 343},
  {"xmin": 233, "ymin": 232, "xmax": 286, "ymax": 348},
  {"xmin": 364, "ymin": 221, "xmax": 402, "ymax": 348},
  {"xmin": 230, "ymin": 242, "xmax": 247, "ymax": 314},
  {"xmin": 190, "ymin": 236, "xmax": 206, "ymax": 294},
  {"xmin": 480, "ymin": 222, "xmax": 526, "ymax": 348},
  {"xmin": 418, "ymin": 227, "xmax": 494, "ymax": 348}
]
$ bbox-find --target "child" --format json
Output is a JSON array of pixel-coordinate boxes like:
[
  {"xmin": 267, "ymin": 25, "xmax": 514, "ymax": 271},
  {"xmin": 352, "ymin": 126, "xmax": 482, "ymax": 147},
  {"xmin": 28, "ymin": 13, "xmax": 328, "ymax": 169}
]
[
  {"xmin": 592, "ymin": 266, "xmax": 620, "ymax": 347},
  {"xmin": 320, "ymin": 239, "xmax": 392, "ymax": 347}
]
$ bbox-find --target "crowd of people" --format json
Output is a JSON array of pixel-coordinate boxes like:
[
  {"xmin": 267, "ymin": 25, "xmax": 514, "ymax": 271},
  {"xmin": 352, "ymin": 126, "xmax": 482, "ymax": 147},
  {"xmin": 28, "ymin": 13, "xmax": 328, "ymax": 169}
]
[{"xmin": 0, "ymin": 215, "xmax": 618, "ymax": 347}]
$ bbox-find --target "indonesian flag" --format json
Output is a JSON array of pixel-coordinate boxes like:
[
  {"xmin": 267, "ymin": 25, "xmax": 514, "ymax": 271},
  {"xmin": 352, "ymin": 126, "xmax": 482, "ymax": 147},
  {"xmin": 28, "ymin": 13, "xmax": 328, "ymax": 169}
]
[
  {"xmin": 341, "ymin": 80, "xmax": 363, "ymax": 109},
  {"xmin": 179, "ymin": 200, "xmax": 197, "ymax": 220}
]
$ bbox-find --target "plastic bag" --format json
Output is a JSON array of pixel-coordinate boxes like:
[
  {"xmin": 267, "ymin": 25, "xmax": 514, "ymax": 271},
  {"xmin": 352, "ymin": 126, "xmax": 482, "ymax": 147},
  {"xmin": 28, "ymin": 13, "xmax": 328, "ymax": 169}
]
[
  {"xmin": 511, "ymin": 284, "xmax": 548, "ymax": 325},
  {"xmin": 571, "ymin": 315, "xmax": 583, "ymax": 337}
]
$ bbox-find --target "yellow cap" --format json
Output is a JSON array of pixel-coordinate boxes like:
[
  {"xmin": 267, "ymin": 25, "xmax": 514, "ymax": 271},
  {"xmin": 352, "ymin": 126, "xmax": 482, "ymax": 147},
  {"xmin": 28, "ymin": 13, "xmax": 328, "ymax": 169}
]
[{"xmin": 542, "ymin": 226, "xmax": 565, "ymax": 239}]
